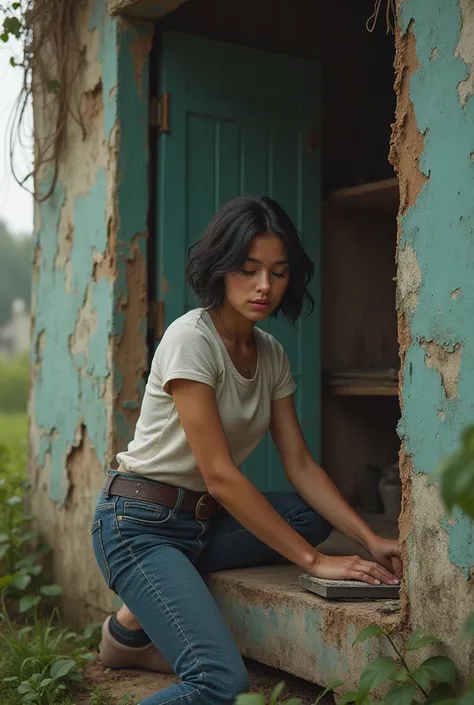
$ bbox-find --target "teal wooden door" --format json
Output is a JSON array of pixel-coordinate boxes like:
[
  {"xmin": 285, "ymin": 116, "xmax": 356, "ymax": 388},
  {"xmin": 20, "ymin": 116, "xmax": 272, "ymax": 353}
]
[{"xmin": 156, "ymin": 31, "xmax": 321, "ymax": 490}]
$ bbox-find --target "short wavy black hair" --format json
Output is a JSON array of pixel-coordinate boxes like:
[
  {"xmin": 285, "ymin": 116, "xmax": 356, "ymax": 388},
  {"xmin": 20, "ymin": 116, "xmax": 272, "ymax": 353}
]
[{"xmin": 186, "ymin": 196, "xmax": 314, "ymax": 323}]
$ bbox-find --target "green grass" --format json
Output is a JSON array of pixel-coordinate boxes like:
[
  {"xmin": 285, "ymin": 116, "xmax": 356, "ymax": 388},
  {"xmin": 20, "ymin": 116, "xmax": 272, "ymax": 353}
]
[
  {"xmin": 0, "ymin": 611, "xmax": 97, "ymax": 705},
  {"xmin": 0, "ymin": 412, "xmax": 27, "ymax": 450}
]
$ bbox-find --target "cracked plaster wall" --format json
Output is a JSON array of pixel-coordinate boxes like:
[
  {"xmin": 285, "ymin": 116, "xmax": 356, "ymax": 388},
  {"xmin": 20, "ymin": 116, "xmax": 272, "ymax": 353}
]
[
  {"xmin": 395, "ymin": 0, "xmax": 474, "ymax": 675},
  {"xmin": 28, "ymin": 0, "xmax": 474, "ymax": 661},
  {"xmin": 30, "ymin": 0, "xmax": 151, "ymax": 621}
]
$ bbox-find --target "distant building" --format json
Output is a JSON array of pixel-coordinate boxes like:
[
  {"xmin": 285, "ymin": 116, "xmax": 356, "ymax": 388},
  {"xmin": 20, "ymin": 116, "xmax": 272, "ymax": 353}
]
[{"xmin": 0, "ymin": 299, "xmax": 30, "ymax": 358}]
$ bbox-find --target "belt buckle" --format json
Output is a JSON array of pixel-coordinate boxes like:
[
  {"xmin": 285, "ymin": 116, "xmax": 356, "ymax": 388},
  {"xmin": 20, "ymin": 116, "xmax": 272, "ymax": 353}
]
[{"xmin": 195, "ymin": 493, "xmax": 213, "ymax": 521}]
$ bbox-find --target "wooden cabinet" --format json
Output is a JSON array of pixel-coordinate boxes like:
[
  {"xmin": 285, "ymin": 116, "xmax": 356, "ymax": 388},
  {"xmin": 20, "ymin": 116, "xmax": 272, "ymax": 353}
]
[{"xmin": 321, "ymin": 178, "xmax": 400, "ymax": 517}]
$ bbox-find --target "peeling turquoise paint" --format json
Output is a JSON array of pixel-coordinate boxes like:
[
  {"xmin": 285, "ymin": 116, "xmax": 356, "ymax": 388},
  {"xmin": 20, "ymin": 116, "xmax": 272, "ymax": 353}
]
[
  {"xmin": 304, "ymin": 610, "xmax": 342, "ymax": 673},
  {"xmin": 399, "ymin": 0, "xmax": 474, "ymax": 571},
  {"xmin": 33, "ymin": 164, "xmax": 113, "ymax": 502},
  {"xmin": 214, "ymin": 594, "xmax": 347, "ymax": 675},
  {"xmin": 442, "ymin": 510, "xmax": 474, "ymax": 577},
  {"xmin": 212, "ymin": 590, "xmax": 394, "ymax": 683},
  {"xmin": 33, "ymin": 1, "xmax": 151, "ymax": 501},
  {"xmin": 89, "ymin": 278, "xmax": 113, "ymax": 379},
  {"xmin": 33, "ymin": 2, "xmax": 118, "ymax": 504}
]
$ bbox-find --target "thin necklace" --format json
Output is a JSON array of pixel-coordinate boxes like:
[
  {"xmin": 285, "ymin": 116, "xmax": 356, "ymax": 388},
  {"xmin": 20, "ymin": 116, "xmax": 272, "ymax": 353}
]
[{"xmin": 217, "ymin": 312, "xmax": 256, "ymax": 378}]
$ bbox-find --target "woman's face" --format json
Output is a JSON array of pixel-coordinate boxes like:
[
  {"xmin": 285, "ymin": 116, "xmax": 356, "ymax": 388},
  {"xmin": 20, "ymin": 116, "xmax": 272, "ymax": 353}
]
[{"xmin": 223, "ymin": 233, "xmax": 290, "ymax": 322}]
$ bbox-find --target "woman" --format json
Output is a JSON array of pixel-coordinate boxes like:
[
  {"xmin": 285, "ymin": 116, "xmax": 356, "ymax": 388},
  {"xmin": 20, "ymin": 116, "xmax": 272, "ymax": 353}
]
[{"xmin": 91, "ymin": 196, "xmax": 402, "ymax": 705}]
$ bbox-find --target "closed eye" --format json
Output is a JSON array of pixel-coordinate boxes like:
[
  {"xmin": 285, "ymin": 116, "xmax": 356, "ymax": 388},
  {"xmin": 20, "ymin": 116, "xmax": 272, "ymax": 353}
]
[{"xmin": 241, "ymin": 269, "xmax": 288, "ymax": 278}]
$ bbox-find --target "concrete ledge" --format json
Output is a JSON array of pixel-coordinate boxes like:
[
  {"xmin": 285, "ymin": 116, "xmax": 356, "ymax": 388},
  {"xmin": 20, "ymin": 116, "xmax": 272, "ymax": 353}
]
[{"xmin": 208, "ymin": 566, "xmax": 402, "ymax": 689}]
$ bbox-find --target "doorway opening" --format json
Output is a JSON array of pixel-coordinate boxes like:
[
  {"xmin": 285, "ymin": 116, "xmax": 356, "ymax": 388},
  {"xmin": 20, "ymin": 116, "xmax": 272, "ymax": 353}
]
[{"xmin": 154, "ymin": 0, "xmax": 400, "ymax": 555}]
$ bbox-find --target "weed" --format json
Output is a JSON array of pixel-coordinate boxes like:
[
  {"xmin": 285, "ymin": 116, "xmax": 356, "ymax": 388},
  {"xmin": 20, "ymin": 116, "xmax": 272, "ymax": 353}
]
[
  {"xmin": 0, "ymin": 443, "xmax": 62, "ymax": 617},
  {"xmin": 89, "ymin": 688, "xmax": 139, "ymax": 705},
  {"xmin": 0, "ymin": 602, "xmax": 95, "ymax": 704}
]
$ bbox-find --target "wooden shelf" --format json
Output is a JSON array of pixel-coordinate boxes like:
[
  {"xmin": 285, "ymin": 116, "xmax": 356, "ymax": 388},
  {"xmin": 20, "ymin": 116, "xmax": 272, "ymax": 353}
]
[
  {"xmin": 326, "ymin": 177, "xmax": 399, "ymax": 214},
  {"xmin": 331, "ymin": 384, "xmax": 398, "ymax": 397}
]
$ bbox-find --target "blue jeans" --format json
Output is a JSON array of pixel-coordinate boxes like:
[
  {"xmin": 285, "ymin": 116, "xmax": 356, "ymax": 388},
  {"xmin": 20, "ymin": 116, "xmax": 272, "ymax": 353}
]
[{"xmin": 91, "ymin": 470, "xmax": 331, "ymax": 705}]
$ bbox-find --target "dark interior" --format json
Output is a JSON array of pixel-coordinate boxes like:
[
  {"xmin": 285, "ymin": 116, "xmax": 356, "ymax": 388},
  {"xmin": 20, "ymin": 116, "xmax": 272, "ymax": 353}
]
[{"xmin": 157, "ymin": 0, "xmax": 401, "ymax": 548}]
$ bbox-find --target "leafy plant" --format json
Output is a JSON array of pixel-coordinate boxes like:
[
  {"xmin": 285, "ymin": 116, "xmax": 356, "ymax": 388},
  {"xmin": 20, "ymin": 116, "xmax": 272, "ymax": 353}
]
[
  {"xmin": 0, "ymin": 604, "xmax": 95, "ymax": 705},
  {"xmin": 338, "ymin": 424, "xmax": 474, "ymax": 705},
  {"xmin": 0, "ymin": 439, "xmax": 97, "ymax": 704},
  {"xmin": 15, "ymin": 658, "xmax": 79, "ymax": 704},
  {"xmin": 0, "ymin": 443, "xmax": 61, "ymax": 616},
  {"xmin": 339, "ymin": 624, "xmax": 457, "ymax": 704}
]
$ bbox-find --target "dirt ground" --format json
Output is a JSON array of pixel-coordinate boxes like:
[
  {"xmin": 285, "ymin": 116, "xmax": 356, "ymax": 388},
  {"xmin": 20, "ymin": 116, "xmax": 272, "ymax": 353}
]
[{"xmin": 74, "ymin": 657, "xmax": 334, "ymax": 704}]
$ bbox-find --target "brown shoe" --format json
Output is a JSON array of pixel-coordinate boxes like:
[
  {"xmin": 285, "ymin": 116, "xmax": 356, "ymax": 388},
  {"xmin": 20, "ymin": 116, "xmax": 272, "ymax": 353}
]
[{"xmin": 98, "ymin": 615, "xmax": 174, "ymax": 674}]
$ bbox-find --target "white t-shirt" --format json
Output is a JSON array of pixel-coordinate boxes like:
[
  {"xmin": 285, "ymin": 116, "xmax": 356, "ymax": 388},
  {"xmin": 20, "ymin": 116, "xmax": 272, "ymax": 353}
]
[{"xmin": 116, "ymin": 308, "xmax": 295, "ymax": 492}]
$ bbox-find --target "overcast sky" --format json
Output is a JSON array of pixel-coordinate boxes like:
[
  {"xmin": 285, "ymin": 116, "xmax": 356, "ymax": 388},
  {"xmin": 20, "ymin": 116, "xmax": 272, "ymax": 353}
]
[{"xmin": 0, "ymin": 37, "xmax": 33, "ymax": 237}]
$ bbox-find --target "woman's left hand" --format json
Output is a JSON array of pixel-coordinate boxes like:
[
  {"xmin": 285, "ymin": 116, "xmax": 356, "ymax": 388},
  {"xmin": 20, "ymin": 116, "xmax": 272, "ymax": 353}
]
[{"xmin": 367, "ymin": 536, "xmax": 403, "ymax": 580}]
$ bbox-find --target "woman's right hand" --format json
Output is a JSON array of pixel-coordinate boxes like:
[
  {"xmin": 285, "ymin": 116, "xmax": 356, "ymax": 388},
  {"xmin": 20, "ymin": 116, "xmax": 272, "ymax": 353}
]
[{"xmin": 309, "ymin": 553, "xmax": 400, "ymax": 586}]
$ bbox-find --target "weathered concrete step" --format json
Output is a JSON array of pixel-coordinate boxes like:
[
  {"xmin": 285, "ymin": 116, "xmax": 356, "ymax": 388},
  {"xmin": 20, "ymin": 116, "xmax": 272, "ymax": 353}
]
[{"xmin": 208, "ymin": 565, "xmax": 402, "ymax": 690}]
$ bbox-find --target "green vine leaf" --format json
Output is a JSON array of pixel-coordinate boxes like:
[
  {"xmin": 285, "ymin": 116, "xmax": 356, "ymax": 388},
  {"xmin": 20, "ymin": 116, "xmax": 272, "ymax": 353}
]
[
  {"xmin": 2, "ymin": 16, "xmax": 22, "ymax": 39},
  {"xmin": 425, "ymin": 683, "xmax": 454, "ymax": 703},
  {"xmin": 415, "ymin": 656, "xmax": 457, "ymax": 686},
  {"xmin": 393, "ymin": 668, "xmax": 409, "ymax": 682},
  {"xmin": 17, "ymin": 681, "xmax": 34, "ymax": 695},
  {"xmin": 338, "ymin": 692, "xmax": 359, "ymax": 705},
  {"xmin": 352, "ymin": 624, "xmax": 385, "ymax": 646},
  {"xmin": 49, "ymin": 659, "xmax": 77, "ymax": 680},
  {"xmin": 412, "ymin": 666, "xmax": 430, "ymax": 691},
  {"xmin": 270, "ymin": 682, "xmax": 285, "ymax": 705},
  {"xmin": 359, "ymin": 657, "xmax": 396, "ymax": 693},
  {"xmin": 406, "ymin": 629, "xmax": 442, "ymax": 651},
  {"xmin": 13, "ymin": 572, "xmax": 31, "ymax": 591},
  {"xmin": 18, "ymin": 594, "xmax": 41, "ymax": 613},
  {"xmin": 235, "ymin": 696, "xmax": 266, "ymax": 705},
  {"xmin": 0, "ymin": 573, "xmax": 18, "ymax": 589},
  {"xmin": 383, "ymin": 682, "xmax": 415, "ymax": 705}
]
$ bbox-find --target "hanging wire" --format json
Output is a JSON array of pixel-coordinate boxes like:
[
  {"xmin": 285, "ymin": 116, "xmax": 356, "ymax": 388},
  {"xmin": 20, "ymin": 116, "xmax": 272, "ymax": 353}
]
[
  {"xmin": 366, "ymin": 0, "xmax": 397, "ymax": 34},
  {"xmin": 6, "ymin": 0, "xmax": 86, "ymax": 202}
]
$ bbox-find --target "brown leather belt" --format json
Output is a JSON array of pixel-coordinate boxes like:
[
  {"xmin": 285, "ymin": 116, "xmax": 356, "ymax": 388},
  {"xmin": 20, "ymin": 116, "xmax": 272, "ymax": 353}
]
[{"xmin": 104, "ymin": 473, "xmax": 219, "ymax": 521}]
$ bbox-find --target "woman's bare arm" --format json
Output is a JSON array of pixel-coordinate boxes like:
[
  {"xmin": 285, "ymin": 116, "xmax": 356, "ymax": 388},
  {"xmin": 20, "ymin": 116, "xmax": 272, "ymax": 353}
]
[
  {"xmin": 170, "ymin": 379, "xmax": 397, "ymax": 584},
  {"xmin": 270, "ymin": 394, "xmax": 402, "ymax": 579},
  {"xmin": 270, "ymin": 395, "xmax": 377, "ymax": 547}
]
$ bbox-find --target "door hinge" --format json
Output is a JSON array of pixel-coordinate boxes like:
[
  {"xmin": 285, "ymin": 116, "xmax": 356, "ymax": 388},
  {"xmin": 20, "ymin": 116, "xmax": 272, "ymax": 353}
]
[
  {"xmin": 150, "ymin": 94, "xmax": 170, "ymax": 133},
  {"xmin": 148, "ymin": 300, "xmax": 165, "ymax": 340}
]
